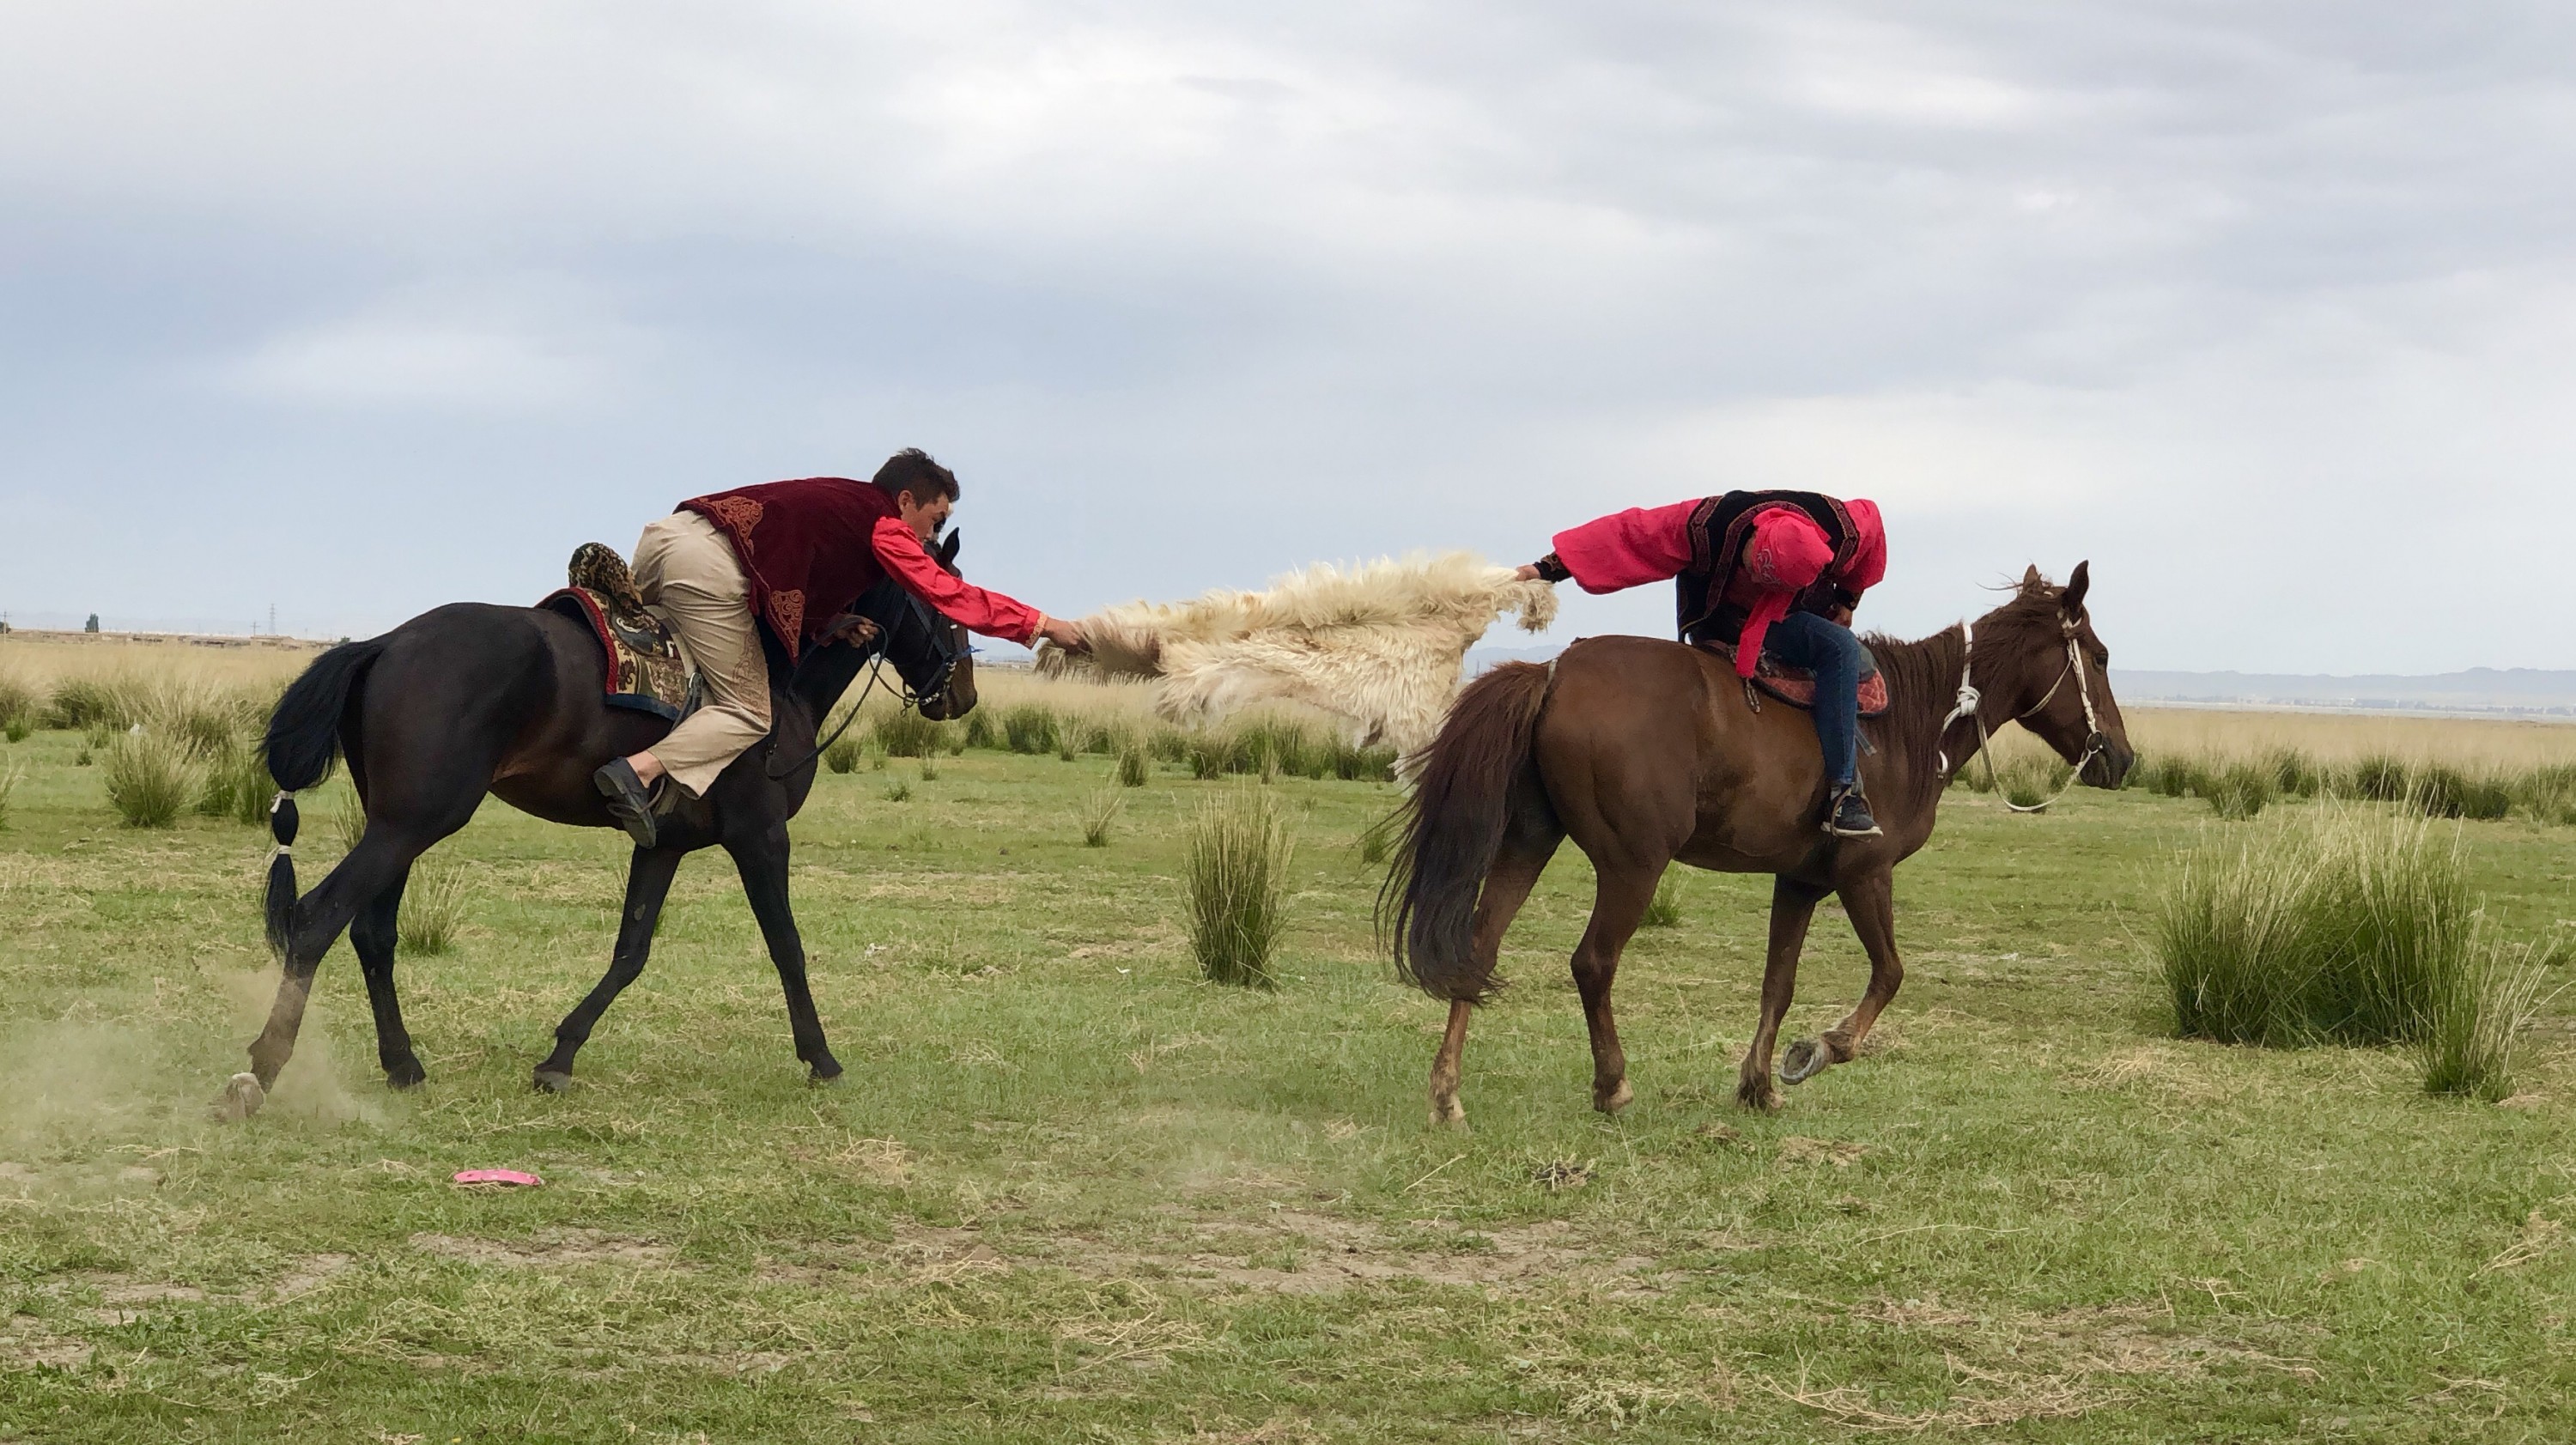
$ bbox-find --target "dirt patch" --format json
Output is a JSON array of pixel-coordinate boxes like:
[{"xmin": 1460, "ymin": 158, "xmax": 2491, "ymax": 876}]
[
  {"xmin": 1775, "ymin": 1291, "xmax": 2321, "ymax": 1429},
  {"xmin": 271, "ymin": 1253, "xmax": 353, "ymax": 1300},
  {"xmin": 1777, "ymin": 1137, "xmax": 1870, "ymax": 1169},
  {"xmin": 0, "ymin": 1314, "xmax": 91, "ymax": 1371},
  {"xmin": 1060, "ymin": 1211, "xmax": 1665, "ymax": 1296},
  {"xmin": 750, "ymin": 1211, "xmax": 1662, "ymax": 1298},
  {"xmin": 756, "ymin": 1222, "xmax": 1011, "ymax": 1290},
  {"xmin": 410, "ymin": 1229, "xmax": 675, "ymax": 1270}
]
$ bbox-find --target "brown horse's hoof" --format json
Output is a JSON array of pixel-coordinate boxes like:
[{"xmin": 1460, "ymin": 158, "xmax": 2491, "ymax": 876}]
[
  {"xmin": 532, "ymin": 1068, "xmax": 574, "ymax": 1094},
  {"xmin": 1780, "ymin": 1038, "xmax": 1828, "ymax": 1085},
  {"xmin": 1429, "ymin": 1094, "xmax": 1467, "ymax": 1128},
  {"xmin": 1735, "ymin": 1078, "xmax": 1782, "ymax": 1112},
  {"xmin": 1594, "ymin": 1080, "xmax": 1633, "ymax": 1114},
  {"xmin": 210, "ymin": 1072, "xmax": 265, "ymax": 1122}
]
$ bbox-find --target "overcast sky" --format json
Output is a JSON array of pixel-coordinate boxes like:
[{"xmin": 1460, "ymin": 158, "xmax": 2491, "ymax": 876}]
[{"xmin": 4, "ymin": 3, "xmax": 2572, "ymax": 671}]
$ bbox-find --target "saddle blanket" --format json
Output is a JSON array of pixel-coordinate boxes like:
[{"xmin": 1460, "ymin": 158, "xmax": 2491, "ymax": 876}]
[
  {"xmin": 539, "ymin": 543, "xmax": 700, "ymax": 723},
  {"xmin": 1695, "ymin": 639, "xmax": 1890, "ymax": 717}
]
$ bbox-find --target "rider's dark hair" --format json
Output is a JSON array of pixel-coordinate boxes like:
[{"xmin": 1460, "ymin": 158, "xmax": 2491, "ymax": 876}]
[{"xmin": 872, "ymin": 448, "xmax": 960, "ymax": 507}]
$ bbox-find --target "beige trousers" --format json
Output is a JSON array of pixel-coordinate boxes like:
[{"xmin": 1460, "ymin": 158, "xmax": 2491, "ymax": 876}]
[{"xmin": 631, "ymin": 511, "xmax": 772, "ymax": 798}]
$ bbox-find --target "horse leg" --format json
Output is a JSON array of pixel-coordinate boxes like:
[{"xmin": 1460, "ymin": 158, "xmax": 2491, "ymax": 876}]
[
  {"xmin": 246, "ymin": 829, "xmax": 424, "ymax": 1091},
  {"xmin": 1428, "ymin": 831, "xmax": 1560, "ymax": 1126},
  {"xmin": 349, "ymin": 865, "xmax": 427, "ymax": 1089},
  {"xmin": 1738, "ymin": 876, "xmax": 1826, "ymax": 1110},
  {"xmin": 534, "ymin": 844, "xmax": 684, "ymax": 1091},
  {"xmin": 1572, "ymin": 858, "xmax": 1661, "ymax": 1114},
  {"xmin": 726, "ymin": 825, "xmax": 842, "ymax": 1084},
  {"xmin": 1788, "ymin": 868, "xmax": 1904, "ymax": 1079}
]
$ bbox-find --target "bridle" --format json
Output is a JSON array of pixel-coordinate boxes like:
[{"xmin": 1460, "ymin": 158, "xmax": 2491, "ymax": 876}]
[
  {"xmin": 1936, "ymin": 614, "xmax": 2110, "ymax": 814},
  {"xmin": 764, "ymin": 587, "xmax": 963, "ymax": 780}
]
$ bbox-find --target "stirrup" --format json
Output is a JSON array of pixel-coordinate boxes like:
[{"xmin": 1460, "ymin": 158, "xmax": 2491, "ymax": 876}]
[{"xmin": 1825, "ymin": 786, "xmax": 1882, "ymax": 839}]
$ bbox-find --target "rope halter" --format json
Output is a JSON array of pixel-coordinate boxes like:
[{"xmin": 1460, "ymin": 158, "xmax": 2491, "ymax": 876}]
[{"xmin": 1937, "ymin": 615, "xmax": 2111, "ymax": 813}]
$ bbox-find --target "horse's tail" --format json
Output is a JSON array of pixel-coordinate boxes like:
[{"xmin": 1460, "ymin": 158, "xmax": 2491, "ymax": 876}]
[
  {"xmin": 259, "ymin": 637, "xmax": 385, "ymax": 954},
  {"xmin": 1379, "ymin": 660, "xmax": 1553, "ymax": 1003}
]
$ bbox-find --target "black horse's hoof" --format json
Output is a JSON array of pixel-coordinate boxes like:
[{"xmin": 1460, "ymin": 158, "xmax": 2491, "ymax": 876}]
[
  {"xmin": 807, "ymin": 1063, "xmax": 845, "ymax": 1086},
  {"xmin": 385, "ymin": 1066, "xmax": 428, "ymax": 1091},
  {"xmin": 532, "ymin": 1069, "xmax": 574, "ymax": 1094}
]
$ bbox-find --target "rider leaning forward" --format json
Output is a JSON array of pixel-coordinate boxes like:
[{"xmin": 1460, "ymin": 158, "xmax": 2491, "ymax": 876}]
[
  {"xmin": 594, "ymin": 449, "xmax": 1090, "ymax": 849},
  {"xmin": 1516, "ymin": 490, "xmax": 1889, "ymax": 838}
]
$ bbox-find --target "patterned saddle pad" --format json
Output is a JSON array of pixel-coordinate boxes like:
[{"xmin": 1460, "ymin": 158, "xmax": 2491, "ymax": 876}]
[
  {"xmin": 1696, "ymin": 639, "xmax": 1890, "ymax": 717},
  {"xmin": 539, "ymin": 543, "xmax": 700, "ymax": 723}
]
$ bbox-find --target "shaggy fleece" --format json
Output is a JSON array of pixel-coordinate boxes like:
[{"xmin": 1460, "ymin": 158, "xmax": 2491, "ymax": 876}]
[{"xmin": 1036, "ymin": 553, "xmax": 1557, "ymax": 756}]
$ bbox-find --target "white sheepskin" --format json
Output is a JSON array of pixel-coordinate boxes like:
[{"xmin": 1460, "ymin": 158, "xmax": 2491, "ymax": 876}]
[{"xmin": 1036, "ymin": 552, "xmax": 1557, "ymax": 756}]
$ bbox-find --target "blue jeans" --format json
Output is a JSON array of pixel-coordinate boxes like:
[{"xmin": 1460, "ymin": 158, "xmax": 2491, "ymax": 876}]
[{"xmin": 1760, "ymin": 610, "xmax": 1863, "ymax": 789}]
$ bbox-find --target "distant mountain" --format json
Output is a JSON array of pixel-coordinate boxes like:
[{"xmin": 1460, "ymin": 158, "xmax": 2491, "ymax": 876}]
[
  {"xmin": 1465, "ymin": 645, "xmax": 2576, "ymax": 720},
  {"xmin": 2106, "ymin": 668, "xmax": 2576, "ymax": 719}
]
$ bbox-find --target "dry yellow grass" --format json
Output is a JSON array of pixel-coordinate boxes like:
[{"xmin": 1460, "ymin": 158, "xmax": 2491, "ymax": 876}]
[
  {"xmin": 0, "ymin": 632, "xmax": 324, "ymax": 693},
  {"xmin": 1982, "ymin": 704, "xmax": 2576, "ymax": 773}
]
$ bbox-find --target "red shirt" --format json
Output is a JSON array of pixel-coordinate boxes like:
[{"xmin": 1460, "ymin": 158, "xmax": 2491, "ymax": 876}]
[
  {"xmin": 679, "ymin": 477, "xmax": 1044, "ymax": 659},
  {"xmin": 1548, "ymin": 498, "xmax": 1886, "ymax": 677}
]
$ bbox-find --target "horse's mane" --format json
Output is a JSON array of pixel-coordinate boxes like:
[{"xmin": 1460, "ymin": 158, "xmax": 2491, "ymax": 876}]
[{"xmin": 1861, "ymin": 573, "xmax": 2072, "ymax": 806}]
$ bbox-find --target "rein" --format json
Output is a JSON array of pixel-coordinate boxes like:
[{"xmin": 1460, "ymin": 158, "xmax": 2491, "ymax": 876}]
[
  {"xmin": 1935, "ymin": 616, "xmax": 2108, "ymax": 814},
  {"xmin": 762, "ymin": 594, "xmax": 962, "ymax": 781}
]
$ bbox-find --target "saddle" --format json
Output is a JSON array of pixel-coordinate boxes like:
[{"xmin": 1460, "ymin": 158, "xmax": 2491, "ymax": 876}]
[
  {"xmin": 539, "ymin": 544, "xmax": 700, "ymax": 723},
  {"xmin": 1695, "ymin": 639, "xmax": 1890, "ymax": 717}
]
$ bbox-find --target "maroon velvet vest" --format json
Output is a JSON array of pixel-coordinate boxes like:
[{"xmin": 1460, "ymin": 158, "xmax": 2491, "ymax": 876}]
[{"xmin": 677, "ymin": 477, "xmax": 901, "ymax": 661}]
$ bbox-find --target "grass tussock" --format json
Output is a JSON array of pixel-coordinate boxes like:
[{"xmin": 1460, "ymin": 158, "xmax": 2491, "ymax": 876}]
[
  {"xmin": 872, "ymin": 709, "xmax": 950, "ymax": 759},
  {"xmin": 102, "ymin": 729, "xmax": 200, "ymax": 828},
  {"xmin": 822, "ymin": 713, "xmax": 866, "ymax": 775},
  {"xmin": 1079, "ymin": 788, "xmax": 1123, "ymax": 847},
  {"xmin": 195, "ymin": 740, "xmax": 273, "ymax": 826},
  {"xmin": 0, "ymin": 671, "xmax": 36, "ymax": 735},
  {"xmin": 1115, "ymin": 738, "xmax": 1151, "ymax": 788},
  {"xmin": 2420, "ymin": 931, "xmax": 2559, "ymax": 1101},
  {"xmin": 1642, "ymin": 872, "xmax": 1683, "ymax": 927},
  {"xmin": 400, "ymin": 858, "xmax": 468, "ymax": 955},
  {"xmin": 1184, "ymin": 786, "xmax": 1294, "ymax": 988},
  {"xmin": 2156, "ymin": 806, "xmax": 2558, "ymax": 1096}
]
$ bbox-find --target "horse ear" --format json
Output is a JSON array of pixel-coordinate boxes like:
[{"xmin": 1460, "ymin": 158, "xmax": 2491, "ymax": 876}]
[
  {"xmin": 2020, "ymin": 564, "xmax": 2044, "ymax": 591},
  {"xmin": 2061, "ymin": 560, "xmax": 2092, "ymax": 619},
  {"xmin": 937, "ymin": 531, "xmax": 962, "ymax": 568}
]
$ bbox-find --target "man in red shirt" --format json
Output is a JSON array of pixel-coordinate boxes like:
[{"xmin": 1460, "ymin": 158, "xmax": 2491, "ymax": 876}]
[
  {"xmin": 593, "ymin": 449, "xmax": 1087, "ymax": 847},
  {"xmin": 1517, "ymin": 491, "xmax": 1889, "ymax": 837}
]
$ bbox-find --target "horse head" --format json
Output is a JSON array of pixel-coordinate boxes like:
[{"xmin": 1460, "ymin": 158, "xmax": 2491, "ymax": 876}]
[
  {"xmin": 1972, "ymin": 562, "xmax": 2134, "ymax": 788},
  {"xmin": 852, "ymin": 530, "xmax": 978, "ymax": 721}
]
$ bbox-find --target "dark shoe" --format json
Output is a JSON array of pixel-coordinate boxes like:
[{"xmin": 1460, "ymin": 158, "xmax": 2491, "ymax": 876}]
[
  {"xmin": 592, "ymin": 758, "xmax": 659, "ymax": 849},
  {"xmin": 1826, "ymin": 787, "xmax": 1882, "ymax": 839}
]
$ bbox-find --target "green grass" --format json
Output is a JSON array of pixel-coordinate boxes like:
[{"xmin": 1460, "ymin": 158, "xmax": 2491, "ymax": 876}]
[
  {"xmin": 1182, "ymin": 786, "xmax": 1293, "ymax": 988},
  {"xmin": 100, "ymin": 729, "xmax": 197, "ymax": 828},
  {"xmin": 3, "ymin": 720, "xmax": 2574, "ymax": 1440}
]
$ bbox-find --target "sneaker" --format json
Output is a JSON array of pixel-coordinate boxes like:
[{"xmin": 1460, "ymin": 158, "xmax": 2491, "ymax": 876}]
[
  {"xmin": 592, "ymin": 757, "xmax": 659, "ymax": 849},
  {"xmin": 1826, "ymin": 787, "xmax": 1882, "ymax": 839}
]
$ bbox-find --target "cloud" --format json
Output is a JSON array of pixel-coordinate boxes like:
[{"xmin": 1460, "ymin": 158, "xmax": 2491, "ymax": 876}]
[{"xmin": 0, "ymin": 3, "xmax": 2572, "ymax": 671}]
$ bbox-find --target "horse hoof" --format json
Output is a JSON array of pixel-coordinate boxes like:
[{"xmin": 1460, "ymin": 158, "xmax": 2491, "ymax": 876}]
[
  {"xmin": 211, "ymin": 1072, "xmax": 265, "ymax": 1122},
  {"xmin": 808, "ymin": 1066, "xmax": 845, "ymax": 1087},
  {"xmin": 1430, "ymin": 1095, "xmax": 1467, "ymax": 1128},
  {"xmin": 1780, "ymin": 1039, "xmax": 1827, "ymax": 1085},
  {"xmin": 1735, "ymin": 1080, "xmax": 1782, "ymax": 1112},
  {"xmin": 532, "ymin": 1069, "xmax": 574, "ymax": 1094},
  {"xmin": 386, "ymin": 1063, "xmax": 428, "ymax": 1091},
  {"xmin": 1594, "ymin": 1080, "xmax": 1633, "ymax": 1114}
]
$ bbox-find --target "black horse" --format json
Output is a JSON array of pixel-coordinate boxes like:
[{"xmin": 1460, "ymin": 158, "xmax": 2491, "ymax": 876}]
[{"xmin": 230, "ymin": 539, "xmax": 975, "ymax": 1115}]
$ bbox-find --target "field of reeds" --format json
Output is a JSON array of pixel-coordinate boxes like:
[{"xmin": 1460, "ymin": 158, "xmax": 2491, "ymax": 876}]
[{"xmin": 3, "ymin": 651, "xmax": 2574, "ymax": 1441}]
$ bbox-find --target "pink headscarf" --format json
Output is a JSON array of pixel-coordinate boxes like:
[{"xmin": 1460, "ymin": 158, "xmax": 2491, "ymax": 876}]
[{"xmin": 1731, "ymin": 507, "xmax": 1837, "ymax": 676}]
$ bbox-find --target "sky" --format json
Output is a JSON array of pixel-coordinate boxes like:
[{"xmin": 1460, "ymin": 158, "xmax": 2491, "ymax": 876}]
[{"xmin": 3, "ymin": 2, "xmax": 2573, "ymax": 671}]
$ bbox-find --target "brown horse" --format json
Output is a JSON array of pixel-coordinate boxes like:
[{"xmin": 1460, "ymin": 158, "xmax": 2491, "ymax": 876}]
[{"xmin": 1382, "ymin": 563, "xmax": 2134, "ymax": 1122}]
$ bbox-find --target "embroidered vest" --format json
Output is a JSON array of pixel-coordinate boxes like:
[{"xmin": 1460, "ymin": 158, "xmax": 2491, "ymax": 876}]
[
  {"xmin": 1674, "ymin": 490, "xmax": 1861, "ymax": 646},
  {"xmin": 678, "ymin": 477, "xmax": 902, "ymax": 661}
]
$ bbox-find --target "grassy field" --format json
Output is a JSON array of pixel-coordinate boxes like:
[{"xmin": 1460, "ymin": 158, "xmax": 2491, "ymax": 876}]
[{"xmin": 4, "ymin": 655, "xmax": 2576, "ymax": 1441}]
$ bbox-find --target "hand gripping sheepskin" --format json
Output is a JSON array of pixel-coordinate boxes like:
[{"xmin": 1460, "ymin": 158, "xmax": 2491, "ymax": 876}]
[{"xmin": 1035, "ymin": 553, "xmax": 1557, "ymax": 756}]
